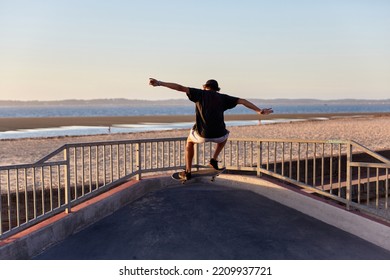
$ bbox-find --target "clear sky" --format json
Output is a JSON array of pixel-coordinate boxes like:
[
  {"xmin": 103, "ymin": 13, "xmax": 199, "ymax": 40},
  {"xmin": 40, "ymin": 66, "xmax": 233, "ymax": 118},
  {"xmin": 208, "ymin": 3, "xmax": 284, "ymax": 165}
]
[{"xmin": 0, "ymin": 0, "xmax": 389, "ymax": 101}]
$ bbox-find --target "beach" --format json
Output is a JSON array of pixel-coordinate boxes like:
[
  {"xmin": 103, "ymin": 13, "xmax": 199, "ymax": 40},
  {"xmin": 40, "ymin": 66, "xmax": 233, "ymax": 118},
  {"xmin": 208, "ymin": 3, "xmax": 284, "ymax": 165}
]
[{"xmin": 1, "ymin": 113, "xmax": 390, "ymax": 166}]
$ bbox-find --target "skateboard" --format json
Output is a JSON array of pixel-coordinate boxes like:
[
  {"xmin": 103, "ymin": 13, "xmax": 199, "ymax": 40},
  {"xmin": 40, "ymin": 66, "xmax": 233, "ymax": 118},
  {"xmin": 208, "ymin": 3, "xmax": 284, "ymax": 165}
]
[{"xmin": 171, "ymin": 167, "xmax": 226, "ymax": 183}]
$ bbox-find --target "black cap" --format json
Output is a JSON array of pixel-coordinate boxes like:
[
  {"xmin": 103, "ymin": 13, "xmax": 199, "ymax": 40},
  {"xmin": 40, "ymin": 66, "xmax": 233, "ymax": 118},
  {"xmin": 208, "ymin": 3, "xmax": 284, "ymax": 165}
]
[{"xmin": 204, "ymin": 79, "xmax": 220, "ymax": 91}]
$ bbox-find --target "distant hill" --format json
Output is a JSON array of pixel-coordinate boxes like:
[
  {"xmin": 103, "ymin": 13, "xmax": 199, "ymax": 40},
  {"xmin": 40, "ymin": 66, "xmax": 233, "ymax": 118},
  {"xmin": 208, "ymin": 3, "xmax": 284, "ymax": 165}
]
[
  {"xmin": 0, "ymin": 99, "xmax": 189, "ymax": 107},
  {"xmin": 0, "ymin": 98, "xmax": 389, "ymax": 107}
]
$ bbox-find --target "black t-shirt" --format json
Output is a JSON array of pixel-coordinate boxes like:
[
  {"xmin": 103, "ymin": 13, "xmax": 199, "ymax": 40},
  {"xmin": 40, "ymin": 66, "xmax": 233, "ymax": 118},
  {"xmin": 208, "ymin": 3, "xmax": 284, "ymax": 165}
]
[{"xmin": 187, "ymin": 88, "xmax": 239, "ymax": 138}]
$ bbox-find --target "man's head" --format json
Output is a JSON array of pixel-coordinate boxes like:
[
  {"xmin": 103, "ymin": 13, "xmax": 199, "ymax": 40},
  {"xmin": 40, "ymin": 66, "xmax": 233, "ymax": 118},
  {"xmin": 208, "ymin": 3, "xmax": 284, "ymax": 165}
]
[{"xmin": 203, "ymin": 79, "xmax": 220, "ymax": 92}]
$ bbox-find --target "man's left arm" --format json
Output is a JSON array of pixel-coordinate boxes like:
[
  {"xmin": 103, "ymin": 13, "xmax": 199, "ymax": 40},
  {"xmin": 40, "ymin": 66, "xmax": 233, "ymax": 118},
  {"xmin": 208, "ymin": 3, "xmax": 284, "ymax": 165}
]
[{"xmin": 237, "ymin": 98, "xmax": 273, "ymax": 115}]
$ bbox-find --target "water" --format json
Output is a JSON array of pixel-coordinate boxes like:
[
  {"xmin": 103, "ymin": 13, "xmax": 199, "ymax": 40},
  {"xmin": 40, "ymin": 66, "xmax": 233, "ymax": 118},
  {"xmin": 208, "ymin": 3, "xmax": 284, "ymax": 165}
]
[
  {"xmin": 1, "ymin": 103, "xmax": 389, "ymax": 118},
  {"xmin": 0, "ymin": 103, "xmax": 389, "ymax": 139},
  {"xmin": 0, "ymin": 120, "xmax": 266, "ymax": 139}
]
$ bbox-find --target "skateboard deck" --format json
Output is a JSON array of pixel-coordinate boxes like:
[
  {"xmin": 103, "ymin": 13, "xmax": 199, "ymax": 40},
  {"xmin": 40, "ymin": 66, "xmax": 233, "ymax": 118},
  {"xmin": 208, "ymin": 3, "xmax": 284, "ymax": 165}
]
[{"xmin": 172, "ymin": 168, "xmax": 226, "ymax": 183}]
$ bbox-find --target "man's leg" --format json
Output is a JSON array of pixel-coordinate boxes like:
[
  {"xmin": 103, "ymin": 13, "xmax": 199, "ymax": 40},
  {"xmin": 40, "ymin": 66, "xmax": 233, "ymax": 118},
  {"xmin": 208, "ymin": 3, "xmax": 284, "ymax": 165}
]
[
  {"xmin": 209, "ymin": 139, "xmax": 228, "ymax": 170},
  {"xmin": 212, "ymin": 139, "xmax": 227, "ymax": 160},
  {"xmin": 185, "ymin": 139, "xmax": 195, "ymax": 173}
]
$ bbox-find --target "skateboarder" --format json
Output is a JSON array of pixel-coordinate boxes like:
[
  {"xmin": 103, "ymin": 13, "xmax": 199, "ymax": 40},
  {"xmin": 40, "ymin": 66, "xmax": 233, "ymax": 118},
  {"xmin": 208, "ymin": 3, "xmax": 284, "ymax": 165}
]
[{"xmin": 149, "ymin": 78, "xmax": 273, "ymax": 180}]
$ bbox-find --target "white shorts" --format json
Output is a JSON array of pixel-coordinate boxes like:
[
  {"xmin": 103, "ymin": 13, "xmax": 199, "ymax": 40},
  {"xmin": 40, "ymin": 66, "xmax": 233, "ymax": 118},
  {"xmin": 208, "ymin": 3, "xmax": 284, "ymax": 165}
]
[{"xmin": 188, "ymin": 128, "xmax": 229, "ymax": 144}]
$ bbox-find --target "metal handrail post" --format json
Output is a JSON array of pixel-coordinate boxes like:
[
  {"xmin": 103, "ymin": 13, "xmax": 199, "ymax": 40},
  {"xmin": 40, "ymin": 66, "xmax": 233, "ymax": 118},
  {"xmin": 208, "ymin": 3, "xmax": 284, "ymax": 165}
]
[
  {"xmin": 135, "ymin": 143, "xmax": 141, "ymax": 180},
  {"xmin": 346, "ymin": 141, "xmax": 353, "ymax": 210},
  {"xmin": 64, "ymin": 146, "xmax": 71, "ymax": 214},
  {"xmin": 257, "ymin": 140, "xmax": 262, "ymax": 177},
  {"xmin": 194, "ymin": 143, "xmax": 199, "ymax": 171}
]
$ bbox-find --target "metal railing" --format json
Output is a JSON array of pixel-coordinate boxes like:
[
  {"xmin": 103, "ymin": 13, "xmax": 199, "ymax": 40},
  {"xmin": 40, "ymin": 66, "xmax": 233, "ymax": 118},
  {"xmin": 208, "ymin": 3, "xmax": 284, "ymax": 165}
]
[
  {"xmin": 220, "ymin": 138, "xmax": 389, "ymax": 216},
  {"xmin": 1, "ymin": 137, "xmax": 389, "ymax": 239}
]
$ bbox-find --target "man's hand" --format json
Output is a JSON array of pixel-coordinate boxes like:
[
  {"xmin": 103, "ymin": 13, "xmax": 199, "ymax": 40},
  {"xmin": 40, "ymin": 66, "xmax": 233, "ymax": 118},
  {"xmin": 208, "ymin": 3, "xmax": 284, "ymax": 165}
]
[
  {"xmin": 258, "ymin": 108, "xmax": 274, "ymax": 115},
  {"xmin": 149, "ymin": 78, "xmax": 160, "ymax": 87}
]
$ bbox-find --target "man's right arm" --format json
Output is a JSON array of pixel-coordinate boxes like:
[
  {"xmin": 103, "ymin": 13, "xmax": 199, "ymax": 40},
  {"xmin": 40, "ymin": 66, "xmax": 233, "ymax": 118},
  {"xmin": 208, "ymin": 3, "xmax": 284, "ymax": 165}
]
[{"xmin": 149, "ymin": 78, "xmax": 189, "ymax": 94}]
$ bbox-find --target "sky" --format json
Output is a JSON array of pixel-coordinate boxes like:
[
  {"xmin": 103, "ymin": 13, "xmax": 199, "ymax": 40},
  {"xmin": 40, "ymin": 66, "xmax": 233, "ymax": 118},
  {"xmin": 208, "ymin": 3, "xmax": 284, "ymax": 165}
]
[{"xmin": 0, "ymin": 0, "xmax": 389, "ymax": 101}]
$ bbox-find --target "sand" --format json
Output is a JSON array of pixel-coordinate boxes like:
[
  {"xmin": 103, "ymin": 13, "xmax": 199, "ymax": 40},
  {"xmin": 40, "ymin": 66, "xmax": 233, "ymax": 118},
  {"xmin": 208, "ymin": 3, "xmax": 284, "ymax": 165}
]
[
  {"xmin": 1, "ymin": 113, "xmax": 390, "ymax": 166},
  {"xmin": 0, "ymin": 112, "xmax": 385, "ymax": 132}
]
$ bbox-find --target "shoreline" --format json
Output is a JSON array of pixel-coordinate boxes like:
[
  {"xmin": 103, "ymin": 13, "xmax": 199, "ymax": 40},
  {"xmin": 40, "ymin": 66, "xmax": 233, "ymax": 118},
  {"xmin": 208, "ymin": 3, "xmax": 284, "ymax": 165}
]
[{"xmin": 1, "ymin": 112, "xmax": 389, "ymax": 132}]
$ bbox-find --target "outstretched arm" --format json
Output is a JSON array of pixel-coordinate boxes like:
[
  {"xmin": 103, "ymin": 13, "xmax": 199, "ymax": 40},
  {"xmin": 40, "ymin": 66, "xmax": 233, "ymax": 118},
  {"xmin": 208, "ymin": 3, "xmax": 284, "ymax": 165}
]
[
  {"xmin": 237, "ymin": 98, "xmax": 273, "ymax": 115},
  {"xmin": 149, "ymin": 78, "xmax": 189, "ymax": 94}
]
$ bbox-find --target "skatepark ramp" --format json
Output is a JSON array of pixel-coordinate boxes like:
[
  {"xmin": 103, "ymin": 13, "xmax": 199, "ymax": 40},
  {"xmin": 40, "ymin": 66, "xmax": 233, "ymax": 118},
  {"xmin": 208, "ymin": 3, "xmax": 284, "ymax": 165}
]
[{"xmin": 1, "ymin": 137, "xmax": 389, "ymax": 240}]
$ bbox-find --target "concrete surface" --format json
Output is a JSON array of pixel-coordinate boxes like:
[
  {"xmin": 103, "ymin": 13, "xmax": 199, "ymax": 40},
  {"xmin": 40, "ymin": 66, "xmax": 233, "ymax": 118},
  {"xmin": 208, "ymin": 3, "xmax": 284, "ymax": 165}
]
[
  {"xmin": 34, "ymin": 182, "xmax": 390, "ymax": 260},
  {"xmin": 0, "ymin": 176, "xmax": 174, "ymax": 259},
  {"xmin": 219, "ymin": 175, "xmax": 390, "ymax": 251}
]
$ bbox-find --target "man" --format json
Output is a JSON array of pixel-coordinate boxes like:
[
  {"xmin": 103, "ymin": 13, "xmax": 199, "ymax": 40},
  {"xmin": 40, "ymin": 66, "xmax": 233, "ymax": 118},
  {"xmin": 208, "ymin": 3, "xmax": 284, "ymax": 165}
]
[{"xmin": 149, "ymin": 78, "xmax": 273, "ymax": 180}]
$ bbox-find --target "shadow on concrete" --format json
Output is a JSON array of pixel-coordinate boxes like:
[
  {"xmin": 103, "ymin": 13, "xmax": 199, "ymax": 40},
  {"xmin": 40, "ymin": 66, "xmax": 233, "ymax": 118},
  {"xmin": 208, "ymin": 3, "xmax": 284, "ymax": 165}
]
[{"xmin": 34, "ymin": 183, "xmax": 390, "ymax": 260}]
